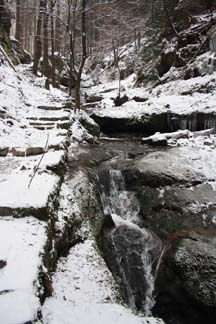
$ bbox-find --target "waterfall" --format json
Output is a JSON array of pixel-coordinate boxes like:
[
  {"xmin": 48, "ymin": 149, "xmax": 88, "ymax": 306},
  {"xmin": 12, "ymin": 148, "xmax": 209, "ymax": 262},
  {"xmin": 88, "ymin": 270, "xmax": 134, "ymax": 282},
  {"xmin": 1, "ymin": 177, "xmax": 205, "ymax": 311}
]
[
  {"xmin": 97, "ymin": 166, "xmax": 164, "ymax": 316},
  {"xmin": 99, "ymin": 168, "xmax": 140, "ymax": 223}
]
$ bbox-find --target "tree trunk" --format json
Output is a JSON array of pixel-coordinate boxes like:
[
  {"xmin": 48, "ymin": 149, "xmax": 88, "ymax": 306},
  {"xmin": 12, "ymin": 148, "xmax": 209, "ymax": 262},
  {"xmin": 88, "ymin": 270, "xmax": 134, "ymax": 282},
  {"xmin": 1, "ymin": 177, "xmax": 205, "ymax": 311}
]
[
  {"xmin": 74, "ymin": 0, "xmax": 87, "ymax": 112},
  {"xmin": 50, "ymin": 0, "xmax": 56, "ymax": 87},
  {"xmin": 55, "ymin": 0, "xmax": 61, "ymax": 53},
  {"xmin": 75, "ymin": 76, "xmax": 81, "ymax": 113},
  {"xmin": 15, "ymin": 0, "xmax": 22, "ymax": 42},
  {"xmin": 42, "ymin": 0, "xmax": 49, "ymax": 77},
  {"xmin": 33, "ymin": 0, "xmax": 46, "ymax": 75}
]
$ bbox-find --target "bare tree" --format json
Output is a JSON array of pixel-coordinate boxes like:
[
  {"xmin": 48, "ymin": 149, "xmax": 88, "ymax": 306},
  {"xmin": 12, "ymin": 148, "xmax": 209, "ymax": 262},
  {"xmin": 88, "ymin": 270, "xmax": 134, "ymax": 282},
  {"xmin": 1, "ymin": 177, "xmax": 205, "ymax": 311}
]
[
  {"xmin": 67, "ymin": 0, "xmax": 87, "ymax": 112},
  {"xmin": 33, "ymin": 0, "xmax": 46, "ymax": 75}
]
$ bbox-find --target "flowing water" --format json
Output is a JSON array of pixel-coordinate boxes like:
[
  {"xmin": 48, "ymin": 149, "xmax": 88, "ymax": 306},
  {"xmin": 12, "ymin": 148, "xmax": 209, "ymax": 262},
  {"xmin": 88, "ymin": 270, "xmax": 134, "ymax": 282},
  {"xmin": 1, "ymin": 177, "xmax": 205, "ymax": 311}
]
[
  {"xmin": 97, "ymin": 165, "xmax": 164, "ymax": 316},
  {"xmin": 99, "ymin": 167, "xmax": 140, "ymax": 223}
]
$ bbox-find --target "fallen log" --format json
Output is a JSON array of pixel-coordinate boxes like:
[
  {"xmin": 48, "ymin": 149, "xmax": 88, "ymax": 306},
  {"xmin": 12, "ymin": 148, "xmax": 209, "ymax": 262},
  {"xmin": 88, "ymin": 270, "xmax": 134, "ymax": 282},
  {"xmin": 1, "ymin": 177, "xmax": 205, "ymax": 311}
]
[{"xmin": 142, "ymin": 129, "xmax": 214, "ymax": 146}]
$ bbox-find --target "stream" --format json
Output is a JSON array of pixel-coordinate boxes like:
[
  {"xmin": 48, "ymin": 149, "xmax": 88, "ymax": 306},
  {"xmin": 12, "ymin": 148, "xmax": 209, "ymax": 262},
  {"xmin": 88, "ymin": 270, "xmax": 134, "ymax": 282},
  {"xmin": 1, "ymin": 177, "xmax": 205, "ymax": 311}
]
[
  {"xmin": 68, "ymin": 135, "xmax": 166, "ymax": 317},
  {"xmin": 43, "ymin": 133, "xmax": 216, "ymax": 324}
]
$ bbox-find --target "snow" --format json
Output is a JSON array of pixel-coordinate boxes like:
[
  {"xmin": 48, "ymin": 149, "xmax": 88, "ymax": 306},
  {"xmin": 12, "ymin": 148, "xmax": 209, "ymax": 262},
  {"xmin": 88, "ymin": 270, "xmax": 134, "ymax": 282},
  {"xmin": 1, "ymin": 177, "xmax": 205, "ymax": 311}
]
[
  {"xmin": 0, "ymin": 171, "xmax": 59, "ymax": 209},
  {"xmin": 0, "ymin": 150, "xmax": 65, "ymax": 173},
  {"xmin": 43, "ymin": 301, "xmax": 164, "ymax": 324},
  {"xmin": 42, "ymin": 234, "xmax": 164, "ymax": 324},
  {"xmin": 0, "ymin": 216, "xmax": 47, "ymax": 324},
  {"xmin": 50, "ymin": 239, "xmax": 119, "ymax": 304},
  {"xmin": 0, "ymin": 64, "xmax": 69, "ymax": 152},
  {"xmin": 176, "ymin": 136, "xmax": 216, "ymax": 181},
  {"xmin": 88, "ymin": 51, "xmax": 216, "ymax": 120},
  {"xmin": 54, "ymin": 170, "xmax": 88, "ymax": 234},
  {"xmin": 71, "ymin": 120, "xmax": 94, "ymax": 143},
  {"xmin": 0, "ymin": 63, "xmax": 70, "ymax": 214}
]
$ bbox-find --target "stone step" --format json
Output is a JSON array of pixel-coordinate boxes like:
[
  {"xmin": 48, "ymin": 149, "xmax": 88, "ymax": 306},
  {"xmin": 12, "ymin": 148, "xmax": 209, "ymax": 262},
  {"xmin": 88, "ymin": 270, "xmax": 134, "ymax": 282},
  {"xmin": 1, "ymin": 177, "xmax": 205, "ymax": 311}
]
[
  {"xmin": 30, "ymin": 122, "xmax": 55, "ymax": 126},
  {"xmin": 11, "ymin": 146, "xmax": 46, "ymax": 157},
  {"xmin": 0, "ymin": 147, "xmax": 9, "ymax": 157},
  {"xmin": 37, "ymin": 105, "xmax": 64, "ymax": 111},
  {"xmin": 0, "ymin": 171, "xmax": 60, "ymax": 219},
  {"xmin": 27, "ymin": 116, "xmax": 70, "ymax": 122},
  {"xmin": 33, "ymin": 125, "xmax": 55, "ymax": 130},
  {"xmin": 30, "ymin": 120, "xmax": 71, "ymax": 130}
]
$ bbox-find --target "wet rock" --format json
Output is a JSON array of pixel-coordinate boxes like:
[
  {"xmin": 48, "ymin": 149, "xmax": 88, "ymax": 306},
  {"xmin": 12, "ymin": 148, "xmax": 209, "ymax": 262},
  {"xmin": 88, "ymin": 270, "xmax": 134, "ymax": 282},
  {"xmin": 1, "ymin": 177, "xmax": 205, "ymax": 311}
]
[
  {"xmin": 137, "ymin": 183, "xmax": 216, "ymax": 234},
  {"xmin": 154, "ymin": 234, "xmax": 216, "ymax": 324},
  {"xmin": 122, "ymin": 149, "xmax": 203, "ymax": 188},
  {"xmin": 174, "ymin": 235, "xmax": 216, "ymax": 308},
  {"xmin": 100, "ymin": 215, "xmax": 162, "ymax": 312}
]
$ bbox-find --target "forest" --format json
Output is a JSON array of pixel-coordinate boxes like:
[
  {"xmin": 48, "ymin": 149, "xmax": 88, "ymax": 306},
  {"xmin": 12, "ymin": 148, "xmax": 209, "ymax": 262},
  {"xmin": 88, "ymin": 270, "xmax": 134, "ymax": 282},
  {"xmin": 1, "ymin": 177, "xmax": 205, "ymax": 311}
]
[{"xmin": 0, "ymin": 1, "xmax": 216, "ymax": 324}]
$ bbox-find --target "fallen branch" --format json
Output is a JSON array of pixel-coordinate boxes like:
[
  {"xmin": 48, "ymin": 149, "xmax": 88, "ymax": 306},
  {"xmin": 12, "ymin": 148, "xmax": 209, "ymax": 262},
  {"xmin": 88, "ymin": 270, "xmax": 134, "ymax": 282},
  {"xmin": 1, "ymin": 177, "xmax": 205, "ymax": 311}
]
[
  {"xmin": 28, "ymin": 133, "xmax": 49, "ymax": 189},
  {"xmin": 0, "ymin": 44, "xmax": 16, "ymax": 72}
]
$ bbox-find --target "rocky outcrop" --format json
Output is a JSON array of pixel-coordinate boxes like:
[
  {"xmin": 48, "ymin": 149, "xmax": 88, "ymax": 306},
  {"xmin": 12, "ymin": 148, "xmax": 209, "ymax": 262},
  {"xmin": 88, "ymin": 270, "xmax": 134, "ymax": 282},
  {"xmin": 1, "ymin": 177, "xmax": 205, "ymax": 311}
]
[
  {"xmin": 96, "ymin": 140, "xmax": 216, "ymax": 324},
  {"xmin": 91, "ymin": 110, "xmax": 216, "ymax": 135}
]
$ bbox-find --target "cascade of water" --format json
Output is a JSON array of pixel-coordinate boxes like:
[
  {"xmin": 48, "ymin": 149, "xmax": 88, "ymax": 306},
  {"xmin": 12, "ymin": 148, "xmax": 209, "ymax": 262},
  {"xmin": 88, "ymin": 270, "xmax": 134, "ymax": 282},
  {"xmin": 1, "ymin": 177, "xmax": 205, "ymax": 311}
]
[
  {"xmin": 100, "ymin": 168, "xmax": 140, "ymax": 223},
  {"xmin": 98, "ymin": 166, "xmax": 164, "ymax": 316}
]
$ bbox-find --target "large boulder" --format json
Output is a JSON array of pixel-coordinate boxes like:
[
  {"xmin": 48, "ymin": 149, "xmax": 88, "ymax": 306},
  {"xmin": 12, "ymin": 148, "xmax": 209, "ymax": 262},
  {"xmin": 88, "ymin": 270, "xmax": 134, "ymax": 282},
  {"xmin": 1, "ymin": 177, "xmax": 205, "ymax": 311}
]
[
  {"xmin": 78, "ymin": 111, "xmax": 100, "ymax": 137},
  {"xmin": 100, "ymin": 214, "xmax": 162, "ymax": 313},
  {"xmin": 174, "ymin": 235, "xmax": 216, "ymax": 308},
  {"xmin": 119, "ymin": 149, "xmax": 204, "ymax": 188},
  {"xmin": 154, "ymin": 233, "xmax": 216, "ymax": 324}
]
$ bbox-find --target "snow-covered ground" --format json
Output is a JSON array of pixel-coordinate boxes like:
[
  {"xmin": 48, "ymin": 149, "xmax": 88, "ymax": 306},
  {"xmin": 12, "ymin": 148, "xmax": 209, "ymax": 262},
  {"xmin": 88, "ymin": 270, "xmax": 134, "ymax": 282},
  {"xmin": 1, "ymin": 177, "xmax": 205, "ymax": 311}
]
[
  {"xmin": 0, "ymin": 63, "xmax": 70, "ymax": 151},
  {"xmin": 0, "ymin": 61, "xmax": 73, "ymax": 324},
  {"xmin": 42, "ymin": 230, "xmax": 165, "ymax": 324},
  {"xmin": 0, "ymin": 62, "xmax": 70, "ymax": 217},
  {"xmin": 0, "ymin": 170, "xmax": 59, "ymax": 210},
  {"xmin": 87, "ymin": 51, "xmax": 216, "ymax": 120},
  {"xmin": 0, "ymin": 216, "xmax": 47, "ymax": 324}
]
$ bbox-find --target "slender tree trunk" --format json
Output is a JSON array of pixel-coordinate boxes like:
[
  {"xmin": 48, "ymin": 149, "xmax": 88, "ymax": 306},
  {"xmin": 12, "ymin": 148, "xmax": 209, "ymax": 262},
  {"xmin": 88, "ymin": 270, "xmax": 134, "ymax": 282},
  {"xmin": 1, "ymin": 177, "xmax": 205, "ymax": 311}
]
[
  {"xmin": 50, "ymin": 0, "xmax": 56, "ymax": 87},
  {"xmin": 43, "ymin": 0, "xmax": 49, "ymax": 78},
  {"xmin": 69, "ymin": 32, "xmax": 74, "ymax": 96},
  {"xmin": 75, "ymin": 76, "xmax": 81, "ymax": 112},
  {"xmin": 33, "ymin": 0, "xmax": 46, "ymax": 75},
  {"xmin": 74, "ymin": 0, "xmax": 87, "ymax": 113},
  {"xmin": 15, "ymin": 0, "xmax": 22, "ymax": 42},
  {"xmin": 55, "ymin": 0, "xmax": 61, "ymax": 53}
]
